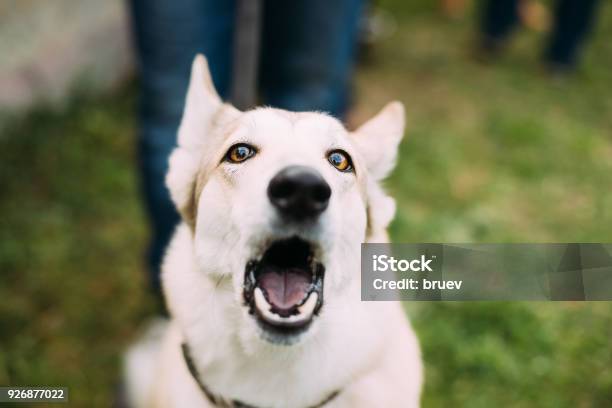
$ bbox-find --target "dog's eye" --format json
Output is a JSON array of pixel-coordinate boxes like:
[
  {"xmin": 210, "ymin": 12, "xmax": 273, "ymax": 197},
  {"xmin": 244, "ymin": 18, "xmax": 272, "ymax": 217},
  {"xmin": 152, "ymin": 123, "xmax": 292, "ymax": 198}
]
[
  {"xmin": 226, "ymin": 144, "xmax": 256, "ymax": 163},
  {"xmin": 327, "ymin": 150, "xmax": 353, "ymax": 172}
]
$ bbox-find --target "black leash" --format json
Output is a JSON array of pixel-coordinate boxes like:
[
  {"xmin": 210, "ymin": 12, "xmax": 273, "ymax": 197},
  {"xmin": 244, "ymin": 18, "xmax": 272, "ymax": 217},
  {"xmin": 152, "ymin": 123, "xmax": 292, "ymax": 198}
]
[
  {"xmin": 181, "ymin": 343, "xmax": 340, "ymax": 408},
  {"xmin": 230, "ymin": 0, "xmax": 262, "ymax": 110}
]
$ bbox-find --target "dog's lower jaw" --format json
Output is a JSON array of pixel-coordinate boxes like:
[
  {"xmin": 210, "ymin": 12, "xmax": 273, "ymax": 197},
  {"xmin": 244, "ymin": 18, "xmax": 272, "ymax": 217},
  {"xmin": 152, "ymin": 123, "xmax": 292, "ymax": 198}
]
[{"xmin": 252, "ymin": 309, "xmax": 315, "ymax": 346}]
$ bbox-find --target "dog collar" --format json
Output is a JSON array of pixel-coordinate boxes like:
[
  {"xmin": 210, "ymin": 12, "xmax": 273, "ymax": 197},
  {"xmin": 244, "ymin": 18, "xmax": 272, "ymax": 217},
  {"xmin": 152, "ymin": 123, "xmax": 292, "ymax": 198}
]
[{"xmin": 181, "ymin": 343, "xmax": 340, "ymax": 408}]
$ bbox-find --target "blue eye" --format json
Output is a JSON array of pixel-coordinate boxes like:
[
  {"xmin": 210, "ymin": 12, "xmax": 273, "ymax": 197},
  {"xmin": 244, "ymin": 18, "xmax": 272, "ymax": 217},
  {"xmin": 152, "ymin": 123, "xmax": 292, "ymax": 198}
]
[
  {"xmin": 328, "ymin": 150, "xmax": 353, "ymax": 172},
  {"xmin": 227, "ymin": 144, "xmax": 256, "ymax": 163}
]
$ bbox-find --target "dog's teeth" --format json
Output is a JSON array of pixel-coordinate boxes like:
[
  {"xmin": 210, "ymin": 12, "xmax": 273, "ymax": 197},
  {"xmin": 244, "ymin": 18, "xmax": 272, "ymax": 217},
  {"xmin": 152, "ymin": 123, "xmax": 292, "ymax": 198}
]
[
  {"xmin": 254, "ymin": 287, "xmax": 272, "ymax": 311},
  {"xmin": 297, "ymin": 292, "xmax": 318, "ymax": 317},
  {"xmin": 254, "ymin": 287, "xmax": 317, "ymax": 325},
  {"xmin": 254, "ymin": 288, "xmax": 290, "ymax": 324}
]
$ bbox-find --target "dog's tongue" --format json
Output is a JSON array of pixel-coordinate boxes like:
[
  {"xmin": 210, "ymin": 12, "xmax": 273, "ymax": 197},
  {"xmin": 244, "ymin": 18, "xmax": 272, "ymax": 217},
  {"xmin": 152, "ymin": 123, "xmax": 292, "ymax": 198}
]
[{"xmin": 258, "ymin": 268, "xmax": 311, "ymax": 310}]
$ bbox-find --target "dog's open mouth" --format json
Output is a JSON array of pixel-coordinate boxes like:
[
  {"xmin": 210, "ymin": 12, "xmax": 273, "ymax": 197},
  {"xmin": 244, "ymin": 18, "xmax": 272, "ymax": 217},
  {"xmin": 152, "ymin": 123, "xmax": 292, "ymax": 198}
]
[{"xmin": 244, "ymin": 237, "xmax": 324, "ymax": 337}]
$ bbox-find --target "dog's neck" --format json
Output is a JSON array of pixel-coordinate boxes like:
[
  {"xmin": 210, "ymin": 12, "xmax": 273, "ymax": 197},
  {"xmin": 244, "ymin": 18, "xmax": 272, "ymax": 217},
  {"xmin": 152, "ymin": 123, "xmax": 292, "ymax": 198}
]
[{"xmin": 181, "ymin": 342, "xmax": 340, "ymax": 408}]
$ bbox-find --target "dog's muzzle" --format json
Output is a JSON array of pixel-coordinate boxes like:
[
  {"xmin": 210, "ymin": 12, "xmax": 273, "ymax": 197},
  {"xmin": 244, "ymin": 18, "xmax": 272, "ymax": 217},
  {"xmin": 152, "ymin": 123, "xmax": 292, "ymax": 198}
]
[{"xmin": 243, "ymin": 237, "xmax": 325, "ymax": 344}]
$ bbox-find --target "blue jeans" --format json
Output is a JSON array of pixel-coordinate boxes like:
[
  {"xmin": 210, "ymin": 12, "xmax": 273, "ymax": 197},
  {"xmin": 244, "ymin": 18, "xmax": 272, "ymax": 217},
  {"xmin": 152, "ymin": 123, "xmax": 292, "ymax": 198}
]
[
  {"xmin": 129, "ymin": 0, "xmax": 365, "ymax": 295},
  {"xmin": 480, "ymin": 0, "xmax": 600, "ymax": 68}
]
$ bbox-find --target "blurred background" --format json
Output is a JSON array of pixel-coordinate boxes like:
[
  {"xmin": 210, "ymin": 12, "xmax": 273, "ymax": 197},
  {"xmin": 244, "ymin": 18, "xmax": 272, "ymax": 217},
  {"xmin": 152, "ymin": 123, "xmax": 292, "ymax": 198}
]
[{"xmin": 1, "ymin": 0, "xmax": 611, "ymax": 406}]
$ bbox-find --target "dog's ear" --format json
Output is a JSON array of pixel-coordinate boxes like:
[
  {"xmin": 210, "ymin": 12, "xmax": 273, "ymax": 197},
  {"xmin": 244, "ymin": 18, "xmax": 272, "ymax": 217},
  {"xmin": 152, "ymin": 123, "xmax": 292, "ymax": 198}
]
[
  {"xmin": 351, "ymin": 101, "xmax": 405, "ymax": 181},
  {"xmin": 176, "ymin": 54, "xmax": 240, "ymax": 148},
  {"xmin": 351, "ymin": 102, "xmax": 404, "ymax": 240},
  {"xmin": 166, "ymin": 54, "xmax": 240, "ymax": 225}
]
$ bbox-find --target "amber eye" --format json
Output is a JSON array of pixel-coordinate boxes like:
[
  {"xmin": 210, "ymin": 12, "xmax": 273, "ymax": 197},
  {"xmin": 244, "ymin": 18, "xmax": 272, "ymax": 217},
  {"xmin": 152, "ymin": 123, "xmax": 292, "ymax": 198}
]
[
  {"xmin": 226, "ymin": 144, "xmax": 256, "ymax": 163},
  {"xmin": 327, "ymin": 150, "xmax": 353, "ymax": 172}
]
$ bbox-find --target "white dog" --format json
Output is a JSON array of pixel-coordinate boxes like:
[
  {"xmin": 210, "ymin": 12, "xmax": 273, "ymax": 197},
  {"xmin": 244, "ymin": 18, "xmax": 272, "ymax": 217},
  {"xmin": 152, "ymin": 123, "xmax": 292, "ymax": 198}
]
[{"xmin": 125, "ymin": 55, "xmax": 422, "ymax": 408}]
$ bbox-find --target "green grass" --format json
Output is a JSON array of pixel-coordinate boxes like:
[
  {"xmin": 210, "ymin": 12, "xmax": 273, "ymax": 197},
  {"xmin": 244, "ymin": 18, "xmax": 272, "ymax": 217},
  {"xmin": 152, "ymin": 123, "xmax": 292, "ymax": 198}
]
[{"xmin": 1, "ymin": 2, "xmax": 612, "ymax": 407}]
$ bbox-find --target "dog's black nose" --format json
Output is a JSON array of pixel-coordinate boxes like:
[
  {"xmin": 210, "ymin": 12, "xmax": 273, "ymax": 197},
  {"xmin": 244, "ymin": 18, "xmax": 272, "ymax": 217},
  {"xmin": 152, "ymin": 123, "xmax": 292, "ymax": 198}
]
[{"xmin": 267, "ymin": 166, "xmax": 331, "ymax": 220}]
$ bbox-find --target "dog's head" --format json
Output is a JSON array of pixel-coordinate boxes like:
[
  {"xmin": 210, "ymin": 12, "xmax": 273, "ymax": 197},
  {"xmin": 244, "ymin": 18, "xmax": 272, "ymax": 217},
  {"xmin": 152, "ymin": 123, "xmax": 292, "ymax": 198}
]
[{"xmin": 165, "ymin": 55, "xmax": 404, "ymax": 346}]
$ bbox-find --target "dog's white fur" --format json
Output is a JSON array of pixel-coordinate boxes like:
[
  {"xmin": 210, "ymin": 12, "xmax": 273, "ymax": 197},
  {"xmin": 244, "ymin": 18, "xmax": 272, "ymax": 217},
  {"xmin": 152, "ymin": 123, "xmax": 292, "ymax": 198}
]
[{"xmin": 125, "ymin": 55, "xmax": 422, "ymax": 408}]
